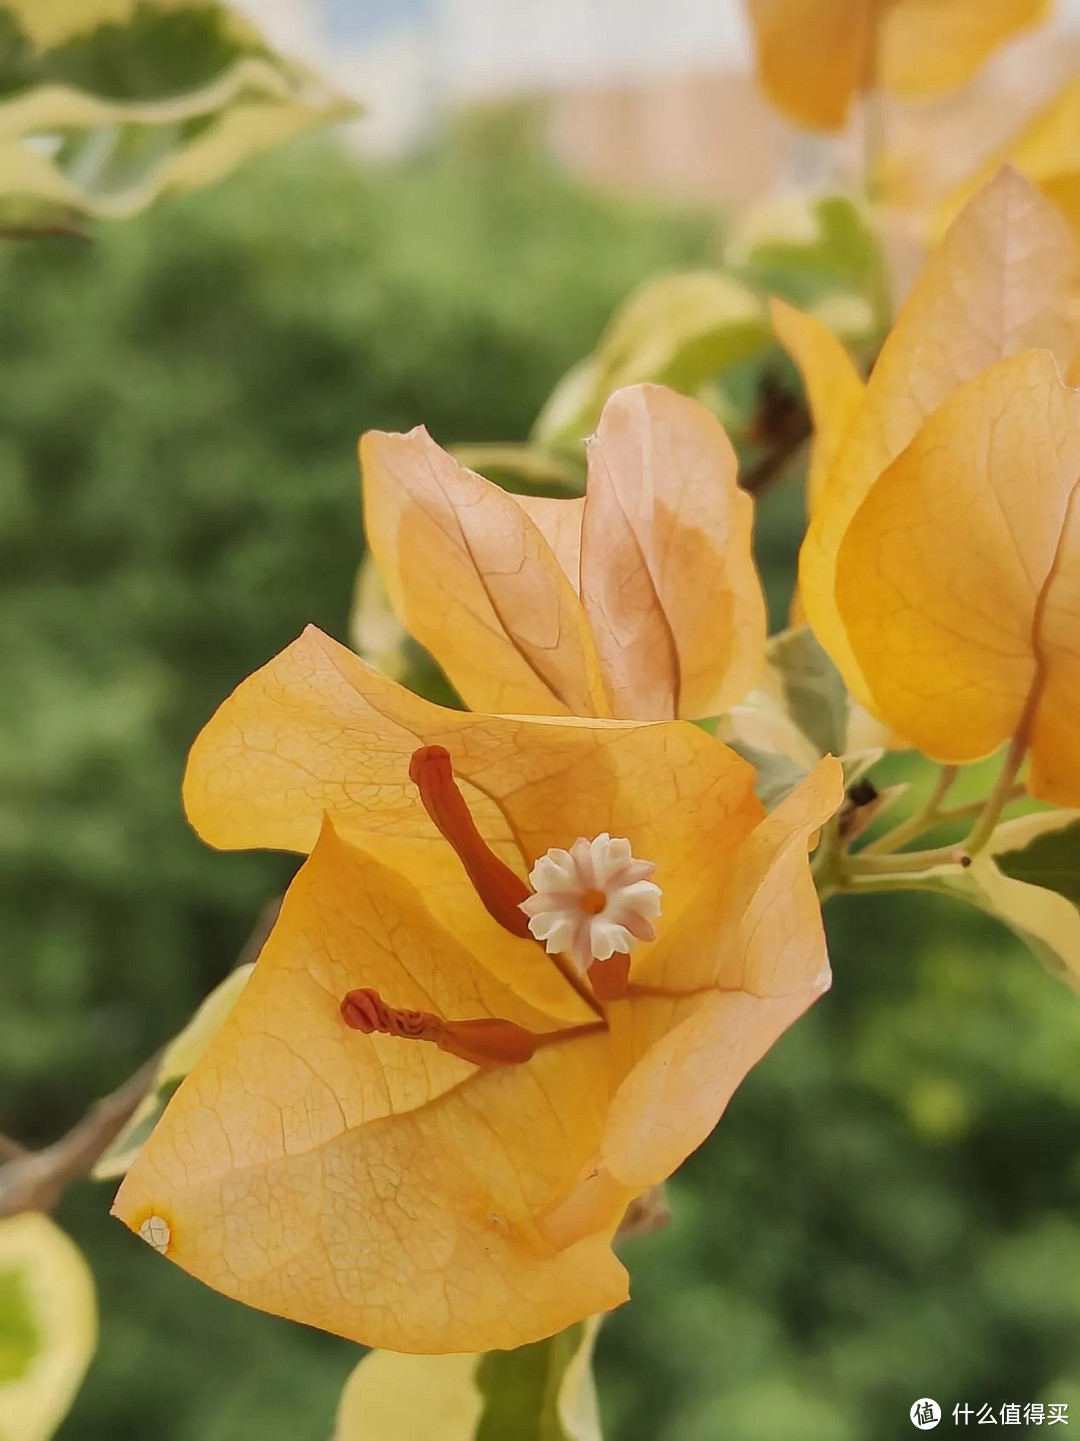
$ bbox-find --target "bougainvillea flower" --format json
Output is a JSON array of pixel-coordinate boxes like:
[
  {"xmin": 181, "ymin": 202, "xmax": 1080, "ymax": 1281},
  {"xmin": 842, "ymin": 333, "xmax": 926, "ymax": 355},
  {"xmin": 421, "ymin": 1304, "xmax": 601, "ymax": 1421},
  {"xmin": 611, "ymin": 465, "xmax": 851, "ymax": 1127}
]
[
  {"xmin": 112, "ymin": 626, "xmax": 842, "ymax": 1352},
  {"xmin": 776, "ymin": 169, "xmax": 1080, "ymax": 802},
  {"xmin": 360, "ymin": 382, "xmax": 766, "ymax": 722},
  {"xmin": 747, "ymin": 0, "xmax": 1048, "ymax": 132}
]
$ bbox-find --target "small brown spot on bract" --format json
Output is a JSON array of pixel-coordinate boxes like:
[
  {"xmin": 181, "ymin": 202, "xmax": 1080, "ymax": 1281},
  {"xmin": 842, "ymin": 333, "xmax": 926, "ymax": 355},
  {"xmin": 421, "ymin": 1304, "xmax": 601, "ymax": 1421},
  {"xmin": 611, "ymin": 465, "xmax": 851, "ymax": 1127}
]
[{"xmin": 138, "ymin": 1214, "xmax": 171, "ymax": 1254}]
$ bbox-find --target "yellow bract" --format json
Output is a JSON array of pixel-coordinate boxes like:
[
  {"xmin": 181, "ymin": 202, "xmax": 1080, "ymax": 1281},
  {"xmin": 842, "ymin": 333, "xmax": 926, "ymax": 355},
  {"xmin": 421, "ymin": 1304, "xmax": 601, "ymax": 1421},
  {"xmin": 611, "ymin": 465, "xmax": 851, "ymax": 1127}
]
[
  {"xmin": 114, "ymin": 627, "xmax": 842, "ymax": 1352},
  {"xmin": 770, "ymin": 300, "xmax": 865, "ymax": 517},
  {"xmin": 747, "ymin": 0, "xmax": 1048, "ymax": 132},
  {"xmin": 835, "ymin": 350, "xmax": 1080, "ymax": 800},
  {"xmin": 361, "ymin": 383, "xmax": 766, "ymax": 721},
  {"xmin": 778, "ymin": 169, "xmax": 1080, "ymax": 801}
]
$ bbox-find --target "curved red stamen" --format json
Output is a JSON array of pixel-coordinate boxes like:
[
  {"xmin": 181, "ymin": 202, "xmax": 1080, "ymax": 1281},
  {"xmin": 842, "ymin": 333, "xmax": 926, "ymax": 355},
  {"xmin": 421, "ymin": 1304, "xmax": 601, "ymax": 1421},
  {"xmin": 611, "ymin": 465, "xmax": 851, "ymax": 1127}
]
[
  {"xmin": 409, "ymin": 745, "xmax": 532, "ymax": 938},
  {"xmin": 340, "ymin": 987, "xmax": 439, "ymax": 1041},
  {"xmin": 341, "ymin": 987, "xmax": 542, "ymax": 1069},
  {"xmin": 441, "ymin": 1018, "xmax": 539, "ymax": 1068},
  {"xmin": 588, "ymin": 953, "xmax": 631, "ymax": 1002}
]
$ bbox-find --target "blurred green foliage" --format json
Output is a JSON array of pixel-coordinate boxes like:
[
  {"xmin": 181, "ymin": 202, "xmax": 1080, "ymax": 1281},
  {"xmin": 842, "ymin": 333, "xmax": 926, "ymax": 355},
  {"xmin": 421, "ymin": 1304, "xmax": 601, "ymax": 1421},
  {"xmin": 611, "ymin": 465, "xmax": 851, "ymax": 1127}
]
[{"xmin": 1, "ymin": 125, "xmax": 1079, "ymax": 1441}]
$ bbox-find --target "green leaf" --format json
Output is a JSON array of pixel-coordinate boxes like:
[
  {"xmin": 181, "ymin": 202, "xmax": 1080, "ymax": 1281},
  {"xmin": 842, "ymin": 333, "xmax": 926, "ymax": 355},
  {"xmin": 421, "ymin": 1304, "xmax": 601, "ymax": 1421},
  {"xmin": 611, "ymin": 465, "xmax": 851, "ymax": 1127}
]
[
  {"xmin": 945, "ymin": 811, "xmax": 1080, "ymax": 992},
  {"xmin": 93, "ymin": 960, "xmax": 253, "ymax": 1178},
  {"xmin": 0, "ymin": 1264, "xmax": 38, "ymax": 1386},
  {"xmin": 0, "ymin": 1, "xmax": 357, "ymax": 230},
  {"xmin": 724, "ymin": 736, "xmax": 881, "ymax": 812},
  {"xmin": 18, "ymin": 2, "xmax": 259, "ymax": 95},
  {"xmin": 530, "ymin": 195, "xmax": 887, "ymax": 450},
  {"xmin": 0, "ymin": 1213, "xmax": 97, "ymax": 1441},
  {"xmin": 996, "ymin": 816, "xmax": 1080, "ymax": 907},
  {"xmin": 476, "ymin": 1321, "xmax": 601, "ymax": 1441},
  {"xmin": 335, "ymin": 1320, "xmax": 603, "ymax": 1441},
  {"xmin": 701, "ymin": 626, "xmax": 881, "ymax": 811},
  {"xmin": 533, "ymin": 270, "xmax": 771, "ymax": 446},
  {"xmin": 450, "ymin": 444, "xmax": 585, "ymax": 495},
  {"xmin": 726, "ymin": 192, "xmax": 888, "ymax": 340},
  {"xmin": 726, "ymin": 738, "xmax": 809, "ymax": 810},
  {"xmin": 765, "ymin": 625, "xmax": 849, "ymax": 758}
]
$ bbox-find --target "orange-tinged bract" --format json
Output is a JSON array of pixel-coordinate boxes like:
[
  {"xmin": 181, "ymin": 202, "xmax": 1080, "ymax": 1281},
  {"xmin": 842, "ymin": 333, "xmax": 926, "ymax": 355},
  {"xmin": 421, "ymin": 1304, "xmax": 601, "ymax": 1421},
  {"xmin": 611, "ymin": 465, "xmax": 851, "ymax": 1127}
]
[
  {"xmin": 835, "ymin": 351, "xmax": 1080, "ymax": 804},
  {"xmin": 113, "ymin": 626, "xmax": 843, "ymax": 1352},
  {"xmin": 747, "ymin": 0, "xmax": 1048, "ymax": 132},
  {"xmin": 778, "ymin": 169, "xmax": 1080, "ymax": 801},
  {"xmin": 360, "ymin": 383, "xmax": 766, "ymax": 722},
  {"xmin": 770, "ymin": 298, "xmax": 864, "ymax": 518}
]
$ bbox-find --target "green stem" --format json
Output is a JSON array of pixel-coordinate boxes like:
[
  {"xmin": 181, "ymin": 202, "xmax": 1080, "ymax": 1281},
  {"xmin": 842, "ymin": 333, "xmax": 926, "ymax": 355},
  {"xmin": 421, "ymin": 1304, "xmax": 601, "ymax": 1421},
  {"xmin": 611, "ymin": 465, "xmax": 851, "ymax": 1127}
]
[
  {"xmin": 964, "ymin": 731, "xmax": 1029, "ymax": 858},
  {"xmin": 839, "ymin": 869, "xmax": 962, "ymax": 898},
  {"xmin": 827, "ymin": 746, "xmax": 1029, "ymax": 897},
  {"xmin": 861, "ymin": 764, "xmax": 958, "ymax": 855},
  {"xmin": 923, "ymin": 787, "xmax": 1025, "ymax": 830},
  {"xmin": 846, "ymin": 842, "xmax": 966, "ymax": 876},
  {"xmin": 851, "ymin": 784, "xmax": 1026, "ymax": 869}
]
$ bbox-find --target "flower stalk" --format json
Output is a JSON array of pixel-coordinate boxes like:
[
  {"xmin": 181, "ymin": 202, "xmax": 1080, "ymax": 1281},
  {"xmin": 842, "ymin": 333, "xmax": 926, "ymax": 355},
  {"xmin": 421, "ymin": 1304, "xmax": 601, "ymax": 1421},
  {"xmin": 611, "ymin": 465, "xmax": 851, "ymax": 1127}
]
[{"xmin": 820, "ymin": 743, "xmax": 1031, "ymax": 900}]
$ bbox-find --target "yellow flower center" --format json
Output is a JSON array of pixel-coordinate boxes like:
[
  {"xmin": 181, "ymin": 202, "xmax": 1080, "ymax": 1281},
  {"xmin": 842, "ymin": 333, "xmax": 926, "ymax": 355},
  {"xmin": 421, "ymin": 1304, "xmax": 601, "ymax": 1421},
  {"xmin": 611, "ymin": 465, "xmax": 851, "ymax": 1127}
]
[{"xmin": 580, "ymin": 887, "xmax": 607, "ymax": 916}]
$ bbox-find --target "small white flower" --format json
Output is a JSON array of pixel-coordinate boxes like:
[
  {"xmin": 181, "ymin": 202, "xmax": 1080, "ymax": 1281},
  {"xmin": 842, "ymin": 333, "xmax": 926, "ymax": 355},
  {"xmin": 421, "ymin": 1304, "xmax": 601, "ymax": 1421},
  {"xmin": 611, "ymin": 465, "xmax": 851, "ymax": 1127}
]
[{"xmin": 520, "ymin": 833, "xmax": 662, "ymax": 975}]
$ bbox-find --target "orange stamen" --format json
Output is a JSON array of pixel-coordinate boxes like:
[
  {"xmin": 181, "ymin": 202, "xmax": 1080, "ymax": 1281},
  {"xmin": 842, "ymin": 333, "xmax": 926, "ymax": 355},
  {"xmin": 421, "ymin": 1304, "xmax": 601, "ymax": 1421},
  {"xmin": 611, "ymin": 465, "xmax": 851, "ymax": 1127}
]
[
  {"xmin": 588, "ymin": 953, "xmax": 631, "ymax": 1002},
  {"xmin": 340, "ymin": 987, "xmax": 440, "ymax": 1042},
  {"xmin": 440, "ymin": 1018, "xmax": 539, "ymax": 1068},
  {"xmin": 409, "ymin": 745, "xmax": 532, "ymax": 938},
  {"xmin": 340, "ymin": 987, "xmax": 602, "ymax": 1070},
  {"xmin": 342, "ymin": 986, "xmax": 527, "ymax": 1068}
]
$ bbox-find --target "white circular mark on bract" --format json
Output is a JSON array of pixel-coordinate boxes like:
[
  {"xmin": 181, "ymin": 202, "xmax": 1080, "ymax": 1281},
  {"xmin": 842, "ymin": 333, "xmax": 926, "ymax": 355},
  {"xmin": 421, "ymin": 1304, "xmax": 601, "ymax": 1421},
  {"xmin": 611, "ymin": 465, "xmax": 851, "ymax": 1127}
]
[{"xmin": 138, "ymin": 1214, "xmax": 171, "ymax": 1253}]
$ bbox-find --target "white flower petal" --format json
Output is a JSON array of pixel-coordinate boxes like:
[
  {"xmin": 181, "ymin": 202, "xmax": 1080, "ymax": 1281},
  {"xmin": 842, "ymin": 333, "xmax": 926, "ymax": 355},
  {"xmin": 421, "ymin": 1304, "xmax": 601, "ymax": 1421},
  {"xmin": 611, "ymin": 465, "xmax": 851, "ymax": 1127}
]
[
  {"xmin": 520, "ymin": 889, "xmax": 583, "ymax": 918},
  {"xmin": 605, "ymin": 904, "xmax": 656, "ymax": 942},
  {"xmin": 617, "ymin": 879, "xmax": 663, "ymax": 917},
  {"xmin": 539, "ymin": 916, "xmax": 579, "ymax": 954},
  {"xmin": 606, "ymin": 857, "xmax": 657, "ymax": 889},
  {"xmin": 569, "ymin": 837, "xmax": 596, "ymax": 888},
  {"xmin": 589, "ymin": 833, "xmax": 630, "ymax": 885},
  {"xmin": 527, "ymin": 850, "xmax": 577, "ymax": 891},
  {"xmin": 588, "ymin": 918, "xmax": 631, "ymax": 961},
  {"xmin": 570, "ymin": 918, "xmax": 598, "ymax": 972}
]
